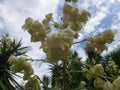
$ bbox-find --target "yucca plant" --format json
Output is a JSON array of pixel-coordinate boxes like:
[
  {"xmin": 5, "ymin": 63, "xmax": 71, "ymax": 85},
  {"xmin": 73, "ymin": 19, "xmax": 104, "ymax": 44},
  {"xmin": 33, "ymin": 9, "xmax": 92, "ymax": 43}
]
[
  {"xmin": 49, "ymin": 52, "xmax": 85, "ymax": 90},
  {"xmin": 41, "ymin": 75, "xmax": 50, "ymax": 89},
  {"xmin": 0, "ymin": 36, "xmax": 28, "ymax": 90}
]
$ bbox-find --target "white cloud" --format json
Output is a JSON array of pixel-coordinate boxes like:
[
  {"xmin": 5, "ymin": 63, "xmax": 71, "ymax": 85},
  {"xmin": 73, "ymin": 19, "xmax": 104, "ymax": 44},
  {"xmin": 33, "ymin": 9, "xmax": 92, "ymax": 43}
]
[
  {"xmin": 33, "ymin": 62, "xmax": 51, "ymax": 78},
  {"xmin": 0, "ymin": 22, "xmax": 3, "ymax": 30},
  {"xmin": 83, "ymin": 7, "xmax": 108, "ymax": 33},
  {"xmin": 90, "ymin": 0, "xmax": 107, "ymax": 8},
  {"xmin": 79, "ymin": 0, "xmax": 116, "ymax": 35},
  {"xmin": 76, "ymin": 48, "xmax": 87, "ymax": 61}
]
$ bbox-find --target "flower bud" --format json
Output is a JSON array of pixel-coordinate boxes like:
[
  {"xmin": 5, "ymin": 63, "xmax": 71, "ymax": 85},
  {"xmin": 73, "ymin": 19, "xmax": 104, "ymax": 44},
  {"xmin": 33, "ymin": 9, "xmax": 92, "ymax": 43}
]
[
  {"xmin": 82, "ymin": 68, "xmax": 88, "ymax": 73},
  {"xmin": 54, "ymin": 22, "xmax": 59, "ymax": 28},
  {"xmin": 59, "ymin": 23, "xmax": 68, "ymax": 30},
  {"xmin": 22, "ymin": 17, "xmax": 33, "ymax": 30},
  {"xmin": 93, "ymin": 64, "xmax": 104, "ymax": 76},
  {"xmin": 94, "ymin": 78, "xmax": 105, "ymax": 89},
  {"xmin": 25, "ymin": 75, "xmax": 40, "ymax": 90},
  {"xmin": 113, "ymin": 76, "xmax": 120, "ymax": 89},
  {"xmin": 101, "ymin": 29, "xmax": 114, "ymax": 43},
  {"xmin": 80, "ymin": 81, "xmax": 86, "ymax": 88},
  {"xmin": 8, "ymin": 55, "xmax": 17, "ymax": 65},
  {"xmin": 45, "ymin": 13, "xmax": 53, "ymax": 21},
  {"xmin": 103, "ymin": 81, "xmax": 113, "ymax": 90}
]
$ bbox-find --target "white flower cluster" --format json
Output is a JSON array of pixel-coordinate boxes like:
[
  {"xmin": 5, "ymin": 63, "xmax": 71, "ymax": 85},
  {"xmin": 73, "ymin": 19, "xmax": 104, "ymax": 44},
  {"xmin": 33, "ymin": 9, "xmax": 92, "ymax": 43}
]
[
  {"xmin": 103, "ymin": 81, "xmax": 113, "ymax": 90},
  {"xmin": 41, "ymin": 27, "xmax": 75, "ymax": 62},
  {"xmin": 93, "ymin": 64, "xmax": 104, "ymax": 76},
  {"xmin": 94, "ymin": 76, "xmax": 120, "ymax": 90},
  {"xmin": 82, "ymin": 63, "xmax": 120, "ymax": 90},
  {"xmin": 8, "ymin": 55, "xmax": 41, "ymax": 89},
  {"xmin": 82, "ymin": 64, "xmax": 104, "ymax": 80},
  {"xmin": 22, "ymin": 2, "xmax": 90, "ymax": 63},
  {"xmin": 82, "ymin": 62, "xmax": 120, "ymax": 90},
  {"xmin": 22, "ymin": 13, "xmax": 52, "ymax": 42},
  {"xmin": 25, "ymin": 75, "xmax": 40, "ymax": 90},
  {"xmin": 8, "ymin": 55, "xmax": 34, "ymax": 80},
  {"xmin": 94, "ymin": 78, "xmax": 114, "ymax": 90},
  {"xmin": 62, "ymin": 3, "xmax": 90, "ymax": 31},
  {"xmin": 85, "ymin": 29, "xmax": 114, "ymax": 53},
  {"xmin": 113, "ymin": 77, "xmax": 120, "ymax": 90},
  {"xmin": 108, "ymin": 57, "xmax": 118, "ymax": 70},
  {"xmin": 94, "ymin": 78, "xmax": 105, "ymax": 89}
]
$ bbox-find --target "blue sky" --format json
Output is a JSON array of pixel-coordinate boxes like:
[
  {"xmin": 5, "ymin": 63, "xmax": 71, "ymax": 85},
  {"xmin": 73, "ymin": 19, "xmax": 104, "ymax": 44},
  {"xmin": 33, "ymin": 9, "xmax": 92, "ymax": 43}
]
[{"xmin": 0, "ymin": 0, "xmax": 120, "ymax": 77}]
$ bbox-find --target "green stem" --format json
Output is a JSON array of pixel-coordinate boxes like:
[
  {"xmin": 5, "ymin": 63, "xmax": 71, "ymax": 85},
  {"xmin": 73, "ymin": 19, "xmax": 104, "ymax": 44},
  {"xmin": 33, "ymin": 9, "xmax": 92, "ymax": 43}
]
[
  {"xmin": 74, "ymin": 39, "xmax": 87, "ymax": 44},
  {"xmin": 73, "ymin": 34, "xmax": 100, "ymax": 44}
]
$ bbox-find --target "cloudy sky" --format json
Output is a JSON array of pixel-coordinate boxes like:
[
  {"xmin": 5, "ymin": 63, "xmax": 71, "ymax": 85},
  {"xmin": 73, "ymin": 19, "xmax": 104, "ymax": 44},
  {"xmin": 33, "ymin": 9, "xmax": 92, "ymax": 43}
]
[{"xmin": 0, "ymin": 0, "xmax": 120, "ymax": 77}]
